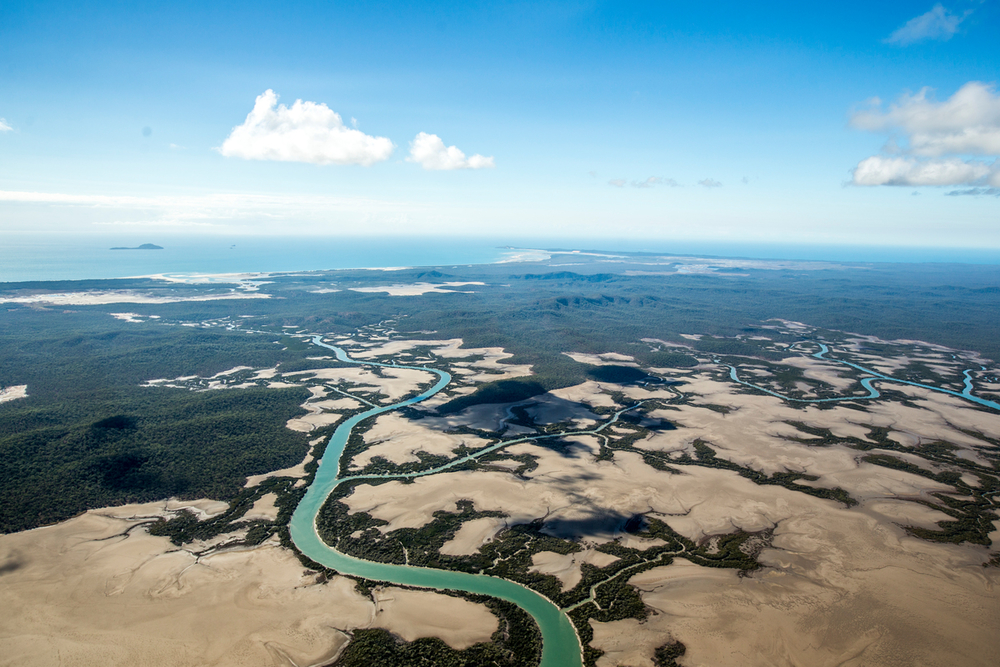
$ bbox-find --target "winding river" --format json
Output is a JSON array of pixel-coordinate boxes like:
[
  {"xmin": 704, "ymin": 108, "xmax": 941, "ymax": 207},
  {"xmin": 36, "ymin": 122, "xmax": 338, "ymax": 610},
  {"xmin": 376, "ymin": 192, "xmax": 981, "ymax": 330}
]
[
  {"xmin": 289, "ymin": 337, "xmax": 584, "ymax": 667},
  {"xmin": 726, "ymin": 342, "xmax": 1000, "ymax": 411}
]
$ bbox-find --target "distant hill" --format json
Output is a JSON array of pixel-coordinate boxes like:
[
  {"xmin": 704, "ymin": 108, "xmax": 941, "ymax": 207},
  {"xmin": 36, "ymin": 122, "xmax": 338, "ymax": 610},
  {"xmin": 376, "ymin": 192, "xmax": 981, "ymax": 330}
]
[{"xmin": 110, "ymin": 243, "xmax": 163, "ymax": 250}]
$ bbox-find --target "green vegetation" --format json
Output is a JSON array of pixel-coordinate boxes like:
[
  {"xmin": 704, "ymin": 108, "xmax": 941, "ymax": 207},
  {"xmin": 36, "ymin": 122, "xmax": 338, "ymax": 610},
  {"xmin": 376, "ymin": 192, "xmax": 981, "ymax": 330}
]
[
  {"xmin": 0, "ymin": 382, "xmax": 311, "ymax": 533},
  {"xmin": 653, "ymin": 641, "xmax": 687, "ymax": 667}
]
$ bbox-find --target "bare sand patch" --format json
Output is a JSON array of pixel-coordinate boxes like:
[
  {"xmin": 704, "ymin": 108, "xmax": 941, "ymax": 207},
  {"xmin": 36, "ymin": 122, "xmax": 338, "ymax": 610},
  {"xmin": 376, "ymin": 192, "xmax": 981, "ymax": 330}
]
[
  {"xmin": 635, "ymin": 373, "xmax": 988, "ymax": 501},
  {"xmin": 0, "ymin": 384, "xmax": 28, "ymax": 403},
  {"xmin": 440, "ymin": 517, "xmax": 509, "ymax": 556},
  {"xmin": 0, "ymin": 290, "xmax": 269, "ymax": 305},
  {"xmin": 549, "ymin": 381, "xmax": 620, "ymax": 408},
  {"xmin": 242, "ymin": 492, "xmax": 279, "ymax": 522},
  {"xmin": 286, "ymin": 386, "xmax": 364, "ymax": 433},
  {"xmin": 345, "ymin": 441, "xmax": 848, "ymax": 544},
  {"xmin": 284, "ymin": 365, "xmax": 433, "ymax": 402},
  {"xmin": 617, "ymin": 535, "xmax": 668, "ymax": 551},
  {"xmin": 369, "ymin": 587, "xmax": 497, "ymax": 649},
  {"xmin": 350, "ymin": 412, "xmax": 490, "ymax": 469},
  {"xmin": 529, "ymin": 550, "xmax": 619, "ymax": 590},
  {"xmin": 563, "ymin": 352, "xmax": 639, "ymax": 366},
  {"xmin": 861, "ymin": 498, "xmax": 954, "ymax": 530},
  {"xmin": 164, "ymin": 498, "xmax": 230, "ymax": 519},
  {"xmin": 349, "ymin": 282, "xmax": 484, "ymax": 296},
  {"xmin": 209, "ymin": 365, "xmax": 254, "ymax": 378},
  {"xmin": 0, "ymin": 504, "xmax": 498, "ymax": 666},
  {"xmin": 590, "ymin": 503, "xmax": 1000, "ymax": 667},
  {"xmin": 344, "ymin": 337, "xmax": 532, "ymax": 383},
  {"xmin": 776, "ymin": 355, "xmax": 861, "ymax": 392},
  {"xmin": 110, "ymin": 311, "xmax": 144, "ymax": 322}
]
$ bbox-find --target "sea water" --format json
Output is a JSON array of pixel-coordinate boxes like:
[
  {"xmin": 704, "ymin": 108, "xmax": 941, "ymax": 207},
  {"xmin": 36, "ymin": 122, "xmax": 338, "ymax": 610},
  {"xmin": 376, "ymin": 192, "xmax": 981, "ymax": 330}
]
[
  {"xmin": 0, "ymin": 235, "xmax": 521, "ymax": 283},
  {"xmin": 3, "ymin": 234, "xmax": 999, "ymax": 283}
]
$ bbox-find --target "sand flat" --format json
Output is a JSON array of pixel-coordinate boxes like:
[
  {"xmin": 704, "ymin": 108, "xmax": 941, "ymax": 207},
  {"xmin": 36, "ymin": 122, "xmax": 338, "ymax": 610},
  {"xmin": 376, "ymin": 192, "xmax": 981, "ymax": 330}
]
[
  {"xmin": 350, "ymin": 412, "xmax": 490, "ymax": 469},
  {"xmin": 0, "ymin": 290, "xmax": 269, "ymax": 305},
  {"xmin": 0, "ymin": 504, "xmax": 498, "ymax": 666},
  {"xmin": 349, "ymin": 282, "xmax": 484, "ymax": 296},
  {"xmin": 369, "ymin": 587, "xmax": 497, "ymax": 649},
  {"xmin": 440, "ymin": 517, "xmax": 509, "ymax": 555},
  {"xmin": 529, "ymin": 549, "xmax": 619, "ymax": 590},
  {"xmin": 776, "ymin": 355, "xmax": 861, "ymax": 391},
  {"xmin": 591, "ymin": 511, "xmax": 1000, "ymax": 667},
  {"xmin": 243, "ymin": 493, "xmax": 279, "ymax": 522},
  {"xmin": 563, "ymin": 352, "xmax": 640, "ymax": 366}
]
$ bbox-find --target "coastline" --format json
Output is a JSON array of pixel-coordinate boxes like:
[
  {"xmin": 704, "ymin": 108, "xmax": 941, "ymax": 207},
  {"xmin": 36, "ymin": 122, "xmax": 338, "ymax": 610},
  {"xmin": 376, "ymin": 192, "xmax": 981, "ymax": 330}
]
[{"xmin": 5, "ymin": 235, "xmax": 1000, "ymax": 285}]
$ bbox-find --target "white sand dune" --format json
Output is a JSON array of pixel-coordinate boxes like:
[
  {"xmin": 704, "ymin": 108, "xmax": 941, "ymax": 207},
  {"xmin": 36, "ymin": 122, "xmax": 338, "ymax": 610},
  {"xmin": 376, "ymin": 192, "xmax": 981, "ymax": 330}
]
[{"xmin": 0, "ymin": 290, "xmax": 269, "ymax": 305}]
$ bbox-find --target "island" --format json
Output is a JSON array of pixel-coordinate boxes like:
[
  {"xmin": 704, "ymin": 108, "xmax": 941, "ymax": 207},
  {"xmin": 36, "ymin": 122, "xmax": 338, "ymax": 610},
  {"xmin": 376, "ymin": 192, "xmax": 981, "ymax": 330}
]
[{"xmin": 110, "ymin": 243, "xmax": 163, "ymax": 250}]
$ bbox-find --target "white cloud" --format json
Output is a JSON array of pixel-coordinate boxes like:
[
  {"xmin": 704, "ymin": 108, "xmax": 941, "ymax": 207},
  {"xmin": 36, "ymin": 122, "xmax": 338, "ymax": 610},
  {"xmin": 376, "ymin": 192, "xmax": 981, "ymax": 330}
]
[
  {"xmin": 851, "ymin": 82, "xmax": 1000, "ymax": 156},
  {"xmin": 946, "ymin": 187, "xmax": 1000, "ymax": 197},
  {"xmin": 406, "ymin": 132, "xmax": 494, "ymax": 170},
  {"xmin": 698, "ymin": 178, "xmax": 722, "ymax": 188},
  {"xmin": 0, "ymin": 119, "xmax": 12, "ymax": 132},
  {"xmin": 219, "ymin": 90, "xmax": 393, "ymax": 166},
  {"xmin": 850, "ymin": 81, "xmax": 1000, "ymax": 188},
  {"xmin": 852, "ymin": 156, "xmax": 996, "ymax": 186},
  {"xmin": 608, "ymin": 179, "xmax": 626, "ymax": 187},
  {"xmin": 884, "ymin": 4, "xmax": 969, "ymax": 45},
  {"xmin": 630, "ymin": 176, "xmax": 679, "ymax": 188}
]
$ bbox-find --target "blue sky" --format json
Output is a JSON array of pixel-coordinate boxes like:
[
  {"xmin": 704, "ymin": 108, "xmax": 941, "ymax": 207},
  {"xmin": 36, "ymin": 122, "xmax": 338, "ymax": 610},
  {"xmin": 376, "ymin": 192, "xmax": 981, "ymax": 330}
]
[{"xmin": 1, "ymin": 1, "xmax": 998, "ymax": 246}]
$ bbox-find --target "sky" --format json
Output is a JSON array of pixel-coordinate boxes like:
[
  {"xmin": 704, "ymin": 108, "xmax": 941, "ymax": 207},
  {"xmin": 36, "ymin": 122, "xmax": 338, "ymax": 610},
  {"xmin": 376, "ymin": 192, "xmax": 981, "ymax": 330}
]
[{"xmin": 1, "ymin": 1, "xmax": 998, "ymax": 247}]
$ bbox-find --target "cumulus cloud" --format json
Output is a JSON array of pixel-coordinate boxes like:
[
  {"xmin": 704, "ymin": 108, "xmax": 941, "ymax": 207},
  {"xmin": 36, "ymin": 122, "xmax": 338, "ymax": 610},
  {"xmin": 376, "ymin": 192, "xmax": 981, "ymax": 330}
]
[
  {"xmin": 219, "ymin": 90, "xmax": 393, "ymax": 166},
  {"xmin": 850, "ymin": 81, "xmax": 1000, "ymax": 188},
  {"xmin": 852, "ymin": 156, "xmax": 996, "ymax": 186},
  {"xmin": 698, "ymin": 178, "xmax": 722, "ymax": 188},
  {"xmin": 407, "ymin": 132, "xmax": 494, "ymax": 170},
  {"xmin": 851, "ymin": 81, "xmax": 1000, "ymax": 156},
  {"xmin": 884, "ymin": 4, "xmax": 971, "ymax": 45},
  {"xmin": 0, "ymin": 119, "xmax": 12, "ymax": 132}
]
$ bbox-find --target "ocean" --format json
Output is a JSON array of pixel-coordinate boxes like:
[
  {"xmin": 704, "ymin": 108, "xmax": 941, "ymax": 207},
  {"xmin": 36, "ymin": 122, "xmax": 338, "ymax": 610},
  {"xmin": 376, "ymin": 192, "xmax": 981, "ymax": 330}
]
[{"xmin": 3, "ymin": 234, "xmax": 1000, "ymax": 283}]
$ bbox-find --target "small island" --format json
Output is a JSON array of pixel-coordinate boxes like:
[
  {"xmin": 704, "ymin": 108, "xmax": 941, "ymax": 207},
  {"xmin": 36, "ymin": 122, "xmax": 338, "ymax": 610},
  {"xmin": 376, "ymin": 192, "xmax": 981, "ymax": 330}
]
[{"xmin": 110, "ymin": 243, "xmax": 164, "ymax": 250}]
